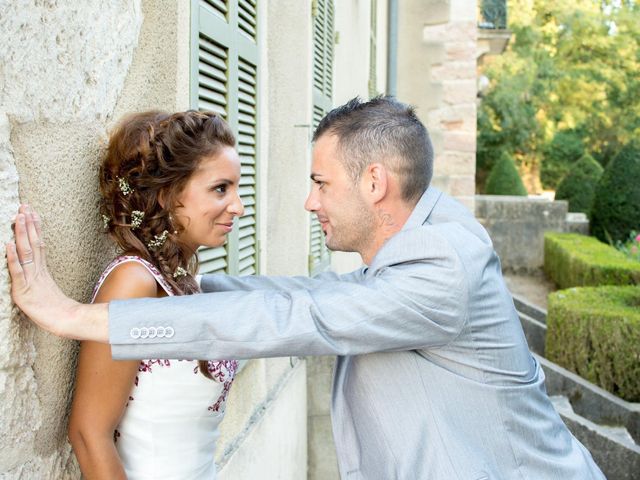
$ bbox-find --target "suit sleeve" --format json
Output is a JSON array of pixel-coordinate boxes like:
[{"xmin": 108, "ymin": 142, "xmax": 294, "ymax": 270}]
[
  {"xmin": 199, "ymin": 268, "xmax": 364, "ymax": 293},
  {"xmin": 109, "ymin": 247, "xmax": 467, "ymax": 361}
]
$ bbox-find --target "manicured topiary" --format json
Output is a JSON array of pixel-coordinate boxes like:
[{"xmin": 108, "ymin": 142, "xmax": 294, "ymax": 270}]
[
  {"xmin": 484, "ymin": 151, "xmax": 527, "ymax": 196},
  {"xmin": 590, "ymin": 140, "xmax": 640, "ymax": 243},
  {"xmin": 546, "ymin": 286, "xmax": 640, "ymax": 402},
  {"xmin": 541, "ymin": 130, "xmax": 585, "ymax": 189},
  {"xmin": 554, "ymin": 153, "xmax": 603, "ymax": 214},
  {"xmin": 544, "ymin": 232, "xmax": 640, "ymax": 288}
]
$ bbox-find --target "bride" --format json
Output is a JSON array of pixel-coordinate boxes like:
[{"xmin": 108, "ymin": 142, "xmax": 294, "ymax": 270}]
[{"xmin": 67, "ymin": 110, "xmax": 243, "ymax": 479}]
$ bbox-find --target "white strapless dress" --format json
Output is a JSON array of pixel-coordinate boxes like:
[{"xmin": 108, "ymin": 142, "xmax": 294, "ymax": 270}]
[{"xmin": 92, "ymin": 256, "xmax": 238, "ymax": 480}]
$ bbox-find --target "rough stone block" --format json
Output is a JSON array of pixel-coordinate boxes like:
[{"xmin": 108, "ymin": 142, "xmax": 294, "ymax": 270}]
[
  {"xmin": 442, "ymin": 80, "xmax": 478, "ymax": 105},
  {"xmin": 432, "ymin": 174, "xmax": 475, "ymax": 197},
  {"xmin": 431, "ymin": 60, "xmax": 477, "ymax": 81},
  {"xmin": 423, "ymin": 42, "xmax": 446, "ymax": 65},
  {"xmin": 435, "ymin": 151, "xmax": 476, "ymax": 176},
  {"xmin": 444, "ymin": 41, "xmax": 477, "ymax": 61},
  {"xmin": 428, "ymin": 104, "xmax": 477, "ymax": 133},
  {"xmin": 443, "ymin": 130, "xmax": 476, "ymax": 152},
  {"xmin": 423, "ymin": 20, "xmax": 477, "ymax": 42}
]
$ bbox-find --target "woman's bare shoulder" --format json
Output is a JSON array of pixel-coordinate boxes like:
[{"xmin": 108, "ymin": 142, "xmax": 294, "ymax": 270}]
[{"xmin": 94, "ymin": 260, "xmax": 160, "ymax": 303}]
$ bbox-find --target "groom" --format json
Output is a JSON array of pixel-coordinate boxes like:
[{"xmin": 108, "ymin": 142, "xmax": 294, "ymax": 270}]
[{"xmin": 9, "ymin": 97, "xmax": 604, "ymax": 479}]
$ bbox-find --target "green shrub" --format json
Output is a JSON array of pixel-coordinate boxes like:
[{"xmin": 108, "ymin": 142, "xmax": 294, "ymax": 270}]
[
  {"xmin": 544, "ymin": 232, "xmax": 640, "ymax": 288},
  {"xmin": 541, "ymin": 130, "xmax": 585, "ymax": 189},
  {"xmin": 484, "ymin": 151, "xmax": 528, "ymax": 196},
  {"xmin": 546, "ymin": 286, "xmax": 640, "ymax": 402},
  {"xmin": 554, "ymin": 153, "xmax": 603, "ymax": 214},
  {"xmin": 590, "ymin": 140, "xmax": 640, "ymax": 244},
  {"xmin": 616, "ymin": 230, "xmax": 640, "ymax": 263}
]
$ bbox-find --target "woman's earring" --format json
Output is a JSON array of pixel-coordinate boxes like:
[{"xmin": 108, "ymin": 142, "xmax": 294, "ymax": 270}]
[{"xmin": 169, "ymin": 213, "xmax": 178, "ymax": 235}]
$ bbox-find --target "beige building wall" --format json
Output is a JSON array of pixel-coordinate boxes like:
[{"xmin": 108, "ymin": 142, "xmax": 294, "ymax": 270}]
[
  {"xmin": 307, "ymin": 2, "xmax": 389, "ymax": 479},
  {"xmin": 1, "ymin": 1, "xmax": 479, "ymax": 478},
  {"xmin": 0, "ymin": 1, "xmax": 307, "ymax": 478},
  {"xmin": 397, "ymin": 0, "xmax": 478, "ymax": 211},
  {"xmin": 217, "ymin": 0, "xmax": 313, "ymax": 477}
]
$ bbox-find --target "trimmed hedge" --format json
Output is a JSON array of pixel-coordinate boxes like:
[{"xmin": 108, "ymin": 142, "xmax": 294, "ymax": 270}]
[
  {"xmin": 544, "ymin": 232, "xmax": 640, "ymax": 288},
  {"xmin": 546, "ymin": 286, "xmax": 640, "ymax": 402},
  {"xmin": 485, "ymin": 151, "xmax": 527, "ymax": 196}
]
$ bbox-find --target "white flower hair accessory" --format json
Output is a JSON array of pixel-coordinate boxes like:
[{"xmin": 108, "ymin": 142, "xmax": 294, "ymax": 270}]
[
  {"xmin": 147, "ymin": 230, "xmax": 168, "ymax": 250},
  {"xmin": 101, "ymin": 214, "xmax": 110, "ymax": 230},
  {"xmin": 131, "ymin": 210, "xmax": 145, "ymax": 230},
  {"xmin": 117, "ymin": 177, "xmax": 134, "ymax": 196},
  {"xmin": 173, "ymin": 267, "xmax": 188, "ymax": 278}
]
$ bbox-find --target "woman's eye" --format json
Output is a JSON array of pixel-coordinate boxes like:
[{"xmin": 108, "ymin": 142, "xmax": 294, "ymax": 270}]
[{"xmin": 213, "ymin": 185, "xmax": 227, "ymax": 194}]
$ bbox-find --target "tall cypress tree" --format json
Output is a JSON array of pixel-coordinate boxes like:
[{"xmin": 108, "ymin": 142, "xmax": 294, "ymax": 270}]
[
  {"xmin": 591, "ymin": 140, "xmax": 640, "ymax": 243},
  {"xmin": 485, "ymin": 151, "xmax": 528, "ymax": 196},
  {"xmin": 555, "ymin": 153, "xmax": 603, "ymax": 214}
]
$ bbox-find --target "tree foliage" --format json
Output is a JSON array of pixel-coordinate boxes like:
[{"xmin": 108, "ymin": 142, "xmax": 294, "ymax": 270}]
[
  {"xmin": 478, "ymin": 0, "xmax": 640, "ymax": 191},
  {"xmin": 590, "ymin": 140, "xmax": 640, "ymax": 243},
  {"xmin": 541, "ymin": 130, "xmax": 585, "ymax": 188},
  {"xmin": 555, "ymin": 153, "xmax": 603, "ymax": 214}
]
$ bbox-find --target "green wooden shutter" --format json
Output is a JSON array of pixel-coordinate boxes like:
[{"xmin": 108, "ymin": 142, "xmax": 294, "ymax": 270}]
[
  {"xmin": 309, "ymin": 0, "xmax": 334, "ymax": 274},
  {"xmin": 191, "ymin": 0, "xmax": 259, "ymax": 276}
]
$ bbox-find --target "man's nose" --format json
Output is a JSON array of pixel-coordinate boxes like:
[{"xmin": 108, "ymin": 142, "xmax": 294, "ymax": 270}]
[{"xmin": 304, "ymin": 189, "xmax": 319, "ymax": 212}]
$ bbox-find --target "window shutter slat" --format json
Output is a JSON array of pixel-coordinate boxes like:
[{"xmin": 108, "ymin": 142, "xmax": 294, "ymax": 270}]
[
  {"xmin": 193, "ymin": 0, "xmax": 259, "ymax": 276},
  {"xmin": 309, "ymin": 0, "xmax": 334, "ymax": 274},
  {"xmin": 202, "ymin": 0, "xmax": 228, "ymax": 18}
]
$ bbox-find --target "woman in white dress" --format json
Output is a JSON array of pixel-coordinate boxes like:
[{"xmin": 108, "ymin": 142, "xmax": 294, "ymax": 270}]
[{"xmin": 68, "ymin": 110, "xmax": 243, "ymax": 479}]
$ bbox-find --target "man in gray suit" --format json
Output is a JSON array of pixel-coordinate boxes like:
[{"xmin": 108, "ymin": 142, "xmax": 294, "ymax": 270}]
[{"xmin": 9, "ymin": 97, "xmax": 604, "ymax": 479}]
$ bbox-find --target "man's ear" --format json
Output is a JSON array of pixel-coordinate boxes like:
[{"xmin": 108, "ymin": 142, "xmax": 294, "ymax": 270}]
[{"xmin": 365, "ymin": 163, "xmax": 388, "ymax": 203}]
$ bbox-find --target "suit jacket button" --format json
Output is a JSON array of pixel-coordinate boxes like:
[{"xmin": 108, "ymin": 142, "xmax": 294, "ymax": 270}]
[
  {"xmin": 165, "ymin": 326, "xmax": 175, "ymax": 339},
  {"xmin": 140, "ymin": 327, "xmax": 149, "ymax": 339},
  {"xmin": 156, "ymin": 326, "xmax": 166, "ymax": 338},
  {"xmin": 148, "ymin": 327, "xmax": 157, "ymax": 339},
  {"xmin": 130, "ymin": 328, "xmax": 141, "ymax": 339}
]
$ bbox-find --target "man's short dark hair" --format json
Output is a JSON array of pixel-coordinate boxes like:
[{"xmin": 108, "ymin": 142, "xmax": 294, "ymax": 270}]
[{"xmin": 313, "ymin": 96, "xmax": 433, "ymax": 204}]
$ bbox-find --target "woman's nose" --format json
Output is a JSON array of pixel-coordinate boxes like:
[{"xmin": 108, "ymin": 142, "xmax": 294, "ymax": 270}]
[{"xmin": 230, "ymin": 192, "xmax": 245, "ymax": 217}]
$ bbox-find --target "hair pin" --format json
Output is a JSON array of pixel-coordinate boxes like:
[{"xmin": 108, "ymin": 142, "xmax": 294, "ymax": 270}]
[
  {"xmin": 131, "ymin": 210, "xmax": 145, "ymax": 230},
  {"xmin": 147, "ymin": 230, "xmax": 168, "ymax": 250},
  {"xmin": 173, "ymin": 267, "xmax": 188, "ymax": 278},
  {"xmin": 117, "ymin": 177, "xmax": 134, "ymax": 196}
]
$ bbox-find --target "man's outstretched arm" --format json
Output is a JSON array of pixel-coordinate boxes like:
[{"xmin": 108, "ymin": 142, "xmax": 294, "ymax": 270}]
[
  {"xmin": 7, "ymin": 206, "xmax": 109, "ymax": 342},
  {"xmin": 199, "ymin": 268, "xmax": 364, "ymax": 293}
]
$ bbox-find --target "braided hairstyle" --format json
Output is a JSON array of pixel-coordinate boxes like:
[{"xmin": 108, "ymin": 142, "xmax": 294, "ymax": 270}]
[{"xmin": 99, "ymin": 110, "xmax": 236, "ymax": 379}]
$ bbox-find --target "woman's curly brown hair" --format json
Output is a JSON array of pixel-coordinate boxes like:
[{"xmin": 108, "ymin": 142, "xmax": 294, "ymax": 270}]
[{"xmin": 99, "ymin": 110, "xmax": 236, "ymax": 378}]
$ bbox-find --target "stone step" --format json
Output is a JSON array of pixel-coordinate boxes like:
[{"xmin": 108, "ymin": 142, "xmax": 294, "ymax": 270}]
[
  {"xmin": 512, "ymin": 294, "xmax": 640, "ymax": 479},
  {"xmin": 550, "ymin": 395, "xmax": 640, "ymax": 480}
]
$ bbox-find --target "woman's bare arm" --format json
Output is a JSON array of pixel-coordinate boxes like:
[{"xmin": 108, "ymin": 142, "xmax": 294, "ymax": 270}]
[{"xmin": 68, "ymin": 262, "xmax": 159, "ymax": 479}]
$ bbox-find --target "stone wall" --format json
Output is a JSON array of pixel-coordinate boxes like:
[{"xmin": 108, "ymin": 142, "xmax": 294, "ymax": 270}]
[
  {"xmin": 1, "ymin": 2, "xmax": 309, "ymax": 479},
  {"xmin": 475, "ymin": 195, "xmax": 580, "ymax": 273},
  {"xmin": 0, "ymin": 2, "xmax": 144, "ymax": 477}
]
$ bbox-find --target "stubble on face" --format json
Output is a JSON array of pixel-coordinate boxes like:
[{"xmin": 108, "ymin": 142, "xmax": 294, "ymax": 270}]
[{"xmin": 324, "ymin": 185, "xmax": 376, "ymax": 254}]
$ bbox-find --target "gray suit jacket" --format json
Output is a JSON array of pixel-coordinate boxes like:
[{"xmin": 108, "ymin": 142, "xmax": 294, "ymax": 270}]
[{"xmin": 110, "ymin": 187, "xmax": 605, "ymax": 479}]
